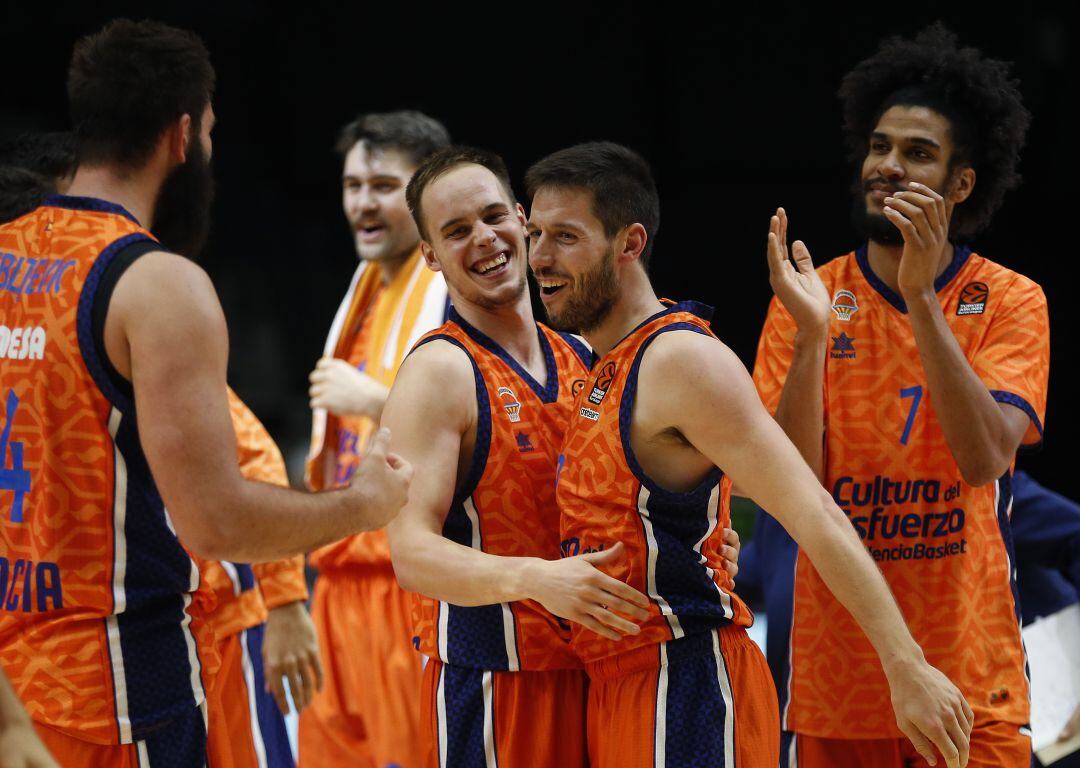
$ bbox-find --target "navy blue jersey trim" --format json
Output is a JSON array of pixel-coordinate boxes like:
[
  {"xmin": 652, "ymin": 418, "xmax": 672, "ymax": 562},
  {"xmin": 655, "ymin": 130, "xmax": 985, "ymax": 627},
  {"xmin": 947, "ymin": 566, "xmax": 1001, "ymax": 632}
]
[
  {"xmin": 556, "ymin": 331, "xmax": 595, "ymax": 369},
  {"xmin": 447, "ymin": 306, "xmax": 559, "ymax": 403},
  {"xmin": 412, "ymin": 334, "xmax": 491, "ymax": 503},
  {"xmin": 41, "ymin": 193, "xmax": 142, "ymax": 226},
  {"xmin": 619, "ymin": 323, "xmax": 724, "ymax": 500},
  {"xmin": 76, "ymin": 232, "xmax": 157, "ymax": 414},
  {"xmin": 608, "ymin": 300, "xmax": 716, "ymax": 358},
  {"xmin": 990, "ymin": 390, "xmax": 1044, "ymax": 442},
  {"xmin": 855, "ymin": 244, "xmax": 971, "ymax": 314}
]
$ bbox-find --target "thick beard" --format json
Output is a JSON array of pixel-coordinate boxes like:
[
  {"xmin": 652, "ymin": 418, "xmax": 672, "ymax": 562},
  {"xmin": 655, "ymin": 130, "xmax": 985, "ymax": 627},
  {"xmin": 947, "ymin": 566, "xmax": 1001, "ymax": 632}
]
[
  {"xmin": 152, "ymin": 136, "xmax": 215, "ymax": 259},
  {"xmin": 851, "ymin": 203, "xmax": 905, "ymax": 247},
  {"xmin": 544, "ymin": 246, "xmax": 619, "ymax": 333}
]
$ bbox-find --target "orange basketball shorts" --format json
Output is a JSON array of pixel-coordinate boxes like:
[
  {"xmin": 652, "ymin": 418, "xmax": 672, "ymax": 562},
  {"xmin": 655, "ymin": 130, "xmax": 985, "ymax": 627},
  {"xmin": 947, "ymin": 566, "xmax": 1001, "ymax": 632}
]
[
  {"xmin": 419, "ymin": 659, "xmax": 587, "ymax": 768},
  {"xmin": 785, "ymin": 719, "xmax": 1032, "ymax": 768},
  {"xmin": 586, "ymin": 625, "xmax": 780, "ymax": 768}
]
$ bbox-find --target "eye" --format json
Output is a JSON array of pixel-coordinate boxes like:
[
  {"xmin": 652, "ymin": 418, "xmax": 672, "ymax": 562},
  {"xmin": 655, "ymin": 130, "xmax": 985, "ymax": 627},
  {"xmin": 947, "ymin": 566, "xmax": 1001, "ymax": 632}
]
[
  {"xmin": 484, "ymin": 212, "xmax": 509, "ymax": 225},
  {"xmin": 446, "ymin": 226, "xmax": 468, "ymax": 239},
  {"xmin": 558, "ymin": 232, "xmax": 578, "ymax": 243},
  {"xmin": 870, "ymin": 141, "xmax": 889, "ymax": 153},
  {"xmin": 527, "ymin": 229, "xmax": 540, "ymax": 241},
  {"xmin": 909, "ymin": 148, "xmax": 932, "ymax": 160},
  {"xmin": 374, "ymin": 182, "xmax": 398, "ymax": 193}
]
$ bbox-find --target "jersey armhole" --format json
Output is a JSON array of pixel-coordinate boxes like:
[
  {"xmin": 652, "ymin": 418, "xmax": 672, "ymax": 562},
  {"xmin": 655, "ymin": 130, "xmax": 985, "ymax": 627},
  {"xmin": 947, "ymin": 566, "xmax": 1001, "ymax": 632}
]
[{"xmin": 90, "ymin": 238, "xmax": 162, "ymax": 401}]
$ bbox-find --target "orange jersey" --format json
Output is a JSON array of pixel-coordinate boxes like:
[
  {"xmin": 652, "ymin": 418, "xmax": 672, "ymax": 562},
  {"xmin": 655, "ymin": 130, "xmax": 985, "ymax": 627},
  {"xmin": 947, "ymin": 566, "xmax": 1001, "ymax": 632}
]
[
  {"xmin": 193, "ymin": 391, "xmax": 307, "ymax": 641},
  {"xmin": 0, "ymin": 195, "xmax": 213, "ymax": 744},
  {"xmin": 308, "ymin": 250, "xmax": 448, "ymax": 570},
  {"xmin": 411, "ymin": 308, "xmax": 591, "ymax": 671},
  {"xmin": 557, "ymin": 301, "xmax": 753, "ymax": 666},
  {"xmin": 753, "ymin": 247, "xmax": 1050, "ymax": 738}
]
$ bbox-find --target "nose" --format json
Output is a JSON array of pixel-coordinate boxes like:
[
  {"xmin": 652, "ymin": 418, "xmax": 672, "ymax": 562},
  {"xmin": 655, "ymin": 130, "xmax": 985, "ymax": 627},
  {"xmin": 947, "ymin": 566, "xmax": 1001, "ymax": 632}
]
[
  {"xmin": 876, "ymin": 147, "xmax": 905, "ymax": 181},
  {"xmin": 473, "ymin": 221, "xmax": 498, "ymax": 248},
  {"xmin": 355, "ymin": 183, "xmax": 379, "ymax": 214},
  {"xmin": 528, "ymin": 232, "xmax": 553, "ymax": 268}
]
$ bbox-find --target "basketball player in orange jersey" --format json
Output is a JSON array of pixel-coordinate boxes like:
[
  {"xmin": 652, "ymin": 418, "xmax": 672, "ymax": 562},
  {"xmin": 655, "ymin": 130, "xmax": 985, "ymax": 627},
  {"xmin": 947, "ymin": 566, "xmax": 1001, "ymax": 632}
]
[
  {"xmin": 384, "ymin": 146, "xmax": 658, "ymax": 768},
  {"xmin": 0, "ymin": 20, "xmax": 410, "ymax": 767},
  {"xmin": 755, "ymin": 25, "xmax": 1047, "ymax": 768},
  {"xmin": 301, "ymin": 112, "xmax": 450, "ymax": 768},
  {"xmin": 525, "ymin": 141, "xmax": 974, "ymax": 768}
]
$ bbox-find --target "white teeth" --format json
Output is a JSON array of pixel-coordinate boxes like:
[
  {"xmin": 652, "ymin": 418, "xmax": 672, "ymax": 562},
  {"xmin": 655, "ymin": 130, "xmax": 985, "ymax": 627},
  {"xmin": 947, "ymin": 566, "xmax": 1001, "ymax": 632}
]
[
  {"xmin": 476, "ymin": 253, "xmax": 508, "ymax": 274},
  {"xmin": 537, "ymin": 278, "xmax": 567, "ymax": 288}
]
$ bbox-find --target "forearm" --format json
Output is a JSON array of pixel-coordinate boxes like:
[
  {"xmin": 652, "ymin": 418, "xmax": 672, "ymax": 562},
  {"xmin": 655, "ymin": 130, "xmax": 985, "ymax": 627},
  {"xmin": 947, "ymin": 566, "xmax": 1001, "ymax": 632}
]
[
  {"xmin": 0, "ymin": 672, "xmax": 29, "ymax": 729},
  {"xmin": 189, "ymin": 480, "xmax": 370, "ymax": 563},
  {"xmin": 906, "ymin": 291, "xmax": 1014, "ymax": 484},
  {"xmin": 789, "ymin": 490, "xmax": 924, "ymax": 679},
  {"xmin": 772, "ymin": 329, "xmax": 828, "ymax": 480},
  {"xmin": 390, "ymin": 527, "xmax": 537, "ymax": 606}
]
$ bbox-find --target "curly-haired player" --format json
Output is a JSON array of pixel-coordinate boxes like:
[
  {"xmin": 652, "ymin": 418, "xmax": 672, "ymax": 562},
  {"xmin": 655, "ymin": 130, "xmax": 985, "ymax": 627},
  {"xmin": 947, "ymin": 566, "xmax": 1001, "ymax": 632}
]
[{"xmin": 754, "ymin": 24, "xmax": 1047, "ymax": 768}]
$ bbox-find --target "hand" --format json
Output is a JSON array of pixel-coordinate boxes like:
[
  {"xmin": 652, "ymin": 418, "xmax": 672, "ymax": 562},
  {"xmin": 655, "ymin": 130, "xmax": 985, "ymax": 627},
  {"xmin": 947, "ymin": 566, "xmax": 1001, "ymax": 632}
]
[
  {"xmin": 525, "ymin": 542, "xmax": 652, "ymax": 641},
  {"xmin": 262, "ymin": 601, "xmax": 323, "ymax": 715},
  {"xmin": 888, "ymin": 659, "xmax": 973, "ymax": 768},
  {"xmin": 766, "ymin": 208, "xmax": 831, "ymax": 334},
  {"xmin": 309, "ymin": 357, "xmax": 389, "ymax": 419},
  {"xmin": 349, "ymin": 428, "xmax": 413, "ymax": 530},
  {"xmin": 1059, "ymin": 702, "xmax": 1080, "ymax": 742},
  {"xmin": 0, "ymin": 722, "xmax": 59, "ymax": 768},
  {"xmin": 883, "ymin": 182, "xmax": 950, "ymax": 298},
  {"xmin": 721, "ymin": 527, "xmax": 740, "ymax": 581}
]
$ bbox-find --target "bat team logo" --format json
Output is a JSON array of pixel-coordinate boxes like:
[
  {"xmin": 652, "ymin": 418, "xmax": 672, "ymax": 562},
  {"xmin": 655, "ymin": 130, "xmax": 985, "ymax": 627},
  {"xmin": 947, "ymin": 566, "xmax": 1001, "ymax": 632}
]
[
  {"xmin": 957, "ymin": 282, "xmax": 989, "ymax": 315},
  {"xmin": 832, "ymin": 289, "xmax": 859, "ymax": 322},
  {"xmin": 497, "ymin": 386, "xmax": 522, "ymax": 422}
]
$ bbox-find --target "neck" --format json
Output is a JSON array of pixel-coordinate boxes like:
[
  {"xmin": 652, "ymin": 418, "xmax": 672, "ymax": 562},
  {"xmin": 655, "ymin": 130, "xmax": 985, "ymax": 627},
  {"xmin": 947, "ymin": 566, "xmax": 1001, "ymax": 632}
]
[
  {"xmin": 866, "ymin": 239, "xmax": 955, "ymax": 295},
  {"xmin": 64, "ymin": 165, "xmax": 159, "ymax": 229},
  {"xmin": 375, "ymin": 245, "xmax": 417, "ymax": 285},
  {"xmin": 452, "ymin": 285, "xmax": 540, "ymax": 363},
  {"xmin": 581, "ymin": 268, "xmax": 665, "ymax": 358}
]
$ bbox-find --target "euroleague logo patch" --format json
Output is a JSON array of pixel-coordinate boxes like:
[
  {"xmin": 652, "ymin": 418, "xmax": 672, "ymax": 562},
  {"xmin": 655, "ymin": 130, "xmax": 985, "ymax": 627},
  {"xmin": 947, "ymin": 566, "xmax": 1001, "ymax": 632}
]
[
  {"xmin": 588, "ymin": 362, "xmax": 617, "ymax": 405},
  {"xmin": 831, "ymin": 290, "xmax": 859, "ymax": 322},
  {"xmin": 957, "ymin": 282, "xmax": 989, "ymax": 315}
]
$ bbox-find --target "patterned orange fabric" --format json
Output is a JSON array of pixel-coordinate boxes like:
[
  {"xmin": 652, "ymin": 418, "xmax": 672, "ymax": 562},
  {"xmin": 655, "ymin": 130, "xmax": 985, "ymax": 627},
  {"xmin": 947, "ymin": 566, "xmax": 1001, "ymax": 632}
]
[
  {"xmin": 753, "ymin": 247, "xmax": 1050, "ymax": 738},
  {"xmin": 557, "ymin": 302, "xmax": 753, "ymax": 667},
  {"xmin": 192, "ymin": 391, "xmax": 307, "ymax": 641},
  {"xmin": 410, "ymin": 309, "xmax": 590, "ymax": 672},
  {"xmin": 0, "ymin": 196, "xmax": 213, "ymax": 744},
  {"xmin": 308, "ymin": 250, "xmax": 448, "ymax": 570}
]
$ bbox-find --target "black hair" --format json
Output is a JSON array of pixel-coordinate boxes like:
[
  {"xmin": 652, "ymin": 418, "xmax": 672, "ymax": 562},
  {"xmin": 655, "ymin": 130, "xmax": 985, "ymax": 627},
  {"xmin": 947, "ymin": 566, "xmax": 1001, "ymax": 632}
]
[
  {"xmin": 335, "ymin": 111, "xmax": 451, "ymax": 167},
  {"xmin": 840, "ymin": 22, "xmax": 1030, "ymax": 236},
  {"xmin": 68, "ymin": 19, "xmax": 215, "ymax": 168},
  {"xmin": 525, "ymin": 142, "xmax": 660, "ymax": 267},
  {"xmin": 0, "ymin": 132, "xmax": 77, "ymax": 181},
  {"xmin": 0, "ymin": 166, "xmax": 52, "ymax": 224}
]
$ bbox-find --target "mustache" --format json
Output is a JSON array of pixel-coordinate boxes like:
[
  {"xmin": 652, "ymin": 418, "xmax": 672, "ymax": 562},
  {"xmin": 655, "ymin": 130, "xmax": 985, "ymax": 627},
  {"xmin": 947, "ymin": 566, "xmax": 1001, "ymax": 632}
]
[
  {"xmin": 531, "ymin": 268, "xmax": 572, "ymax": 281},
  {"xmin": 863, "ymin": 178, "xmax": 910, "ymax": 194}
]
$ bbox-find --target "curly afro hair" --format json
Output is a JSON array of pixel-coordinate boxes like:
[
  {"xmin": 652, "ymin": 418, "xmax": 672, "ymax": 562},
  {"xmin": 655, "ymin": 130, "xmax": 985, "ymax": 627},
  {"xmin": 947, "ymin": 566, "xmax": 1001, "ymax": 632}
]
[{"xmin": 839, "ymin": 22, "xmax": 1030, "ymax": 238}]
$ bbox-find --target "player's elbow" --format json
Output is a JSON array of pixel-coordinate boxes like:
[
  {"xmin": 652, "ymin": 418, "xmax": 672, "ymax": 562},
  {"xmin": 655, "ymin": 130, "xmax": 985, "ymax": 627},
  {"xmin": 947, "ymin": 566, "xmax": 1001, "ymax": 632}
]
[
  {"xmin": 387, "ymin": 526, "xmax": 422, "ymax": 594},
  {"xmin": 955, "ymin": 450, "xmax": 1011, "ymax": 488}
]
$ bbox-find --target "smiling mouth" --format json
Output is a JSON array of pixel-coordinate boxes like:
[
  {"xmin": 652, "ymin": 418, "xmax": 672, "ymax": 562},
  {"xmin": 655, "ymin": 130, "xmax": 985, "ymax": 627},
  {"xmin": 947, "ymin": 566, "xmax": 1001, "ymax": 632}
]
[
  {"xmin": 536, "ymin": 277, "xmax": 568, "ymax": 297},
  {"xmin": 357, "ymin": 223, "xmax": 386, "ymax": 238},
  {"xmin": 472, "ymin": 251, "xmax": 510, "ymax": 276}
]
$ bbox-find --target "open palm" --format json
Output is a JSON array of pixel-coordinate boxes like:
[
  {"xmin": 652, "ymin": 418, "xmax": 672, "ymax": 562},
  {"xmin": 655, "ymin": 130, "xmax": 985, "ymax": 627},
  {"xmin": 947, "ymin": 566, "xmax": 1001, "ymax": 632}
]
[{"xmin": 766, "ymin": 208, "xmax": 831, "ymax": 331}]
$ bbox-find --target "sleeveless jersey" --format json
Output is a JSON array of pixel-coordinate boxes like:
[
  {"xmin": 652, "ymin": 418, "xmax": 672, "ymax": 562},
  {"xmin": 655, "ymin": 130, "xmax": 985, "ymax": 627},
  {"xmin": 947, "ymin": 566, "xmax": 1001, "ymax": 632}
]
[
  {"xmin": 410, "ymin": 307, "xmax": 591, "ymax": 671},
  {"xmin": 194, "ymin": 390, "xmax": 307, "ymax": 641},
  {"xmin": 0, "ymin": 195, "xmax": 212, "ymax": 744},
  {"xmin": 753, "ymin": 247, "xmax": 1050, "ymax": 737},
  {"xmin": 557, "ymin": 301, "xmax": 753, "ymax": 666}
]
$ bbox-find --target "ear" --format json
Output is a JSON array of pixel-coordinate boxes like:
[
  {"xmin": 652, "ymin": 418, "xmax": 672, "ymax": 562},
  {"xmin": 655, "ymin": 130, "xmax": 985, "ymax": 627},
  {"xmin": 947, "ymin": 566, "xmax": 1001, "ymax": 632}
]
[
  {"xmin": 515, "ymin": 202, "xmax": 528, "ymax": 235},
  {"xmin": 617, "ymin": 223, "xmax": 648, "ymax": 265},
  {"xmin": 947, "ymin": 166, "xmax": 976, "ymax": 205},
  {"xmin": 166, "ymin": 113, "xmax": 194, "ymax": 165},
  {"xmin": 420, "ymin": 240, "xmax": 441, "ymax": 272}
]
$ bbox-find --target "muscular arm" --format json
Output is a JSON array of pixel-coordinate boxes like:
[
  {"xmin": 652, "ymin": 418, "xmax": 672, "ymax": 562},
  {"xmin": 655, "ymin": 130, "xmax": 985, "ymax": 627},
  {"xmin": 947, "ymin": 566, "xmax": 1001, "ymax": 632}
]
[
  {"xmin": 385, "ymin": 342, "xmax": 649, "ymax": 640},
  {"xmin": 642, "ymin": 331, "xmax": 972, "ymax": 767},
  {"xmin": 105, "ymin": 252, "xmax": 410, "ymax": 562},
  {"xmin": 904, "ymin": 293, "xmax": 1029, "ymax": 486}
]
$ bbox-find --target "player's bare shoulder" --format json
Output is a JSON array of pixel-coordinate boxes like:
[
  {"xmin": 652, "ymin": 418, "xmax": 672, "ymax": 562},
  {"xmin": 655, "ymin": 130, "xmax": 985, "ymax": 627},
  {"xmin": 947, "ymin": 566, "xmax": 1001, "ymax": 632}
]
[{"xmin": 388, "ymin": 335, "xmax": 477, "ymax": 429}]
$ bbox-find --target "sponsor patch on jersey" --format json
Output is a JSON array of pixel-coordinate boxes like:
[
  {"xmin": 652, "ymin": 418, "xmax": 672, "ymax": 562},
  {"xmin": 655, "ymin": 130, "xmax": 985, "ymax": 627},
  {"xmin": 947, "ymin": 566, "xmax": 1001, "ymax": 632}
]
[
  {"xmin": 832, "ymin": 289, "xmax": 859, "ymax": 321},
  {"xmin": 572, "ymin": 378, "xmax": 586, "ymax": 397},
  {"xmin": 588, "ymin": 361, "xmax": 617, "ymax": 405},
  {"xmin": 0, "ymin": 326, "xmax": 46, "ymax": 360},
  {"xmin": 579, "ymin": 406, "xmax": 600, "ymax": 421},
  {"xmin": 515, "ymin": 431, "xmax": 534, "ymax": 453},
  {"xmin": 830, "ymin": 332, "xmax": 856, "ymax": 359},
  {"xmin": 497, "ymin": 386, "xmax": 522, "ymax": 422},
  {"xmin": 957, "ymin": 281, "xmax": 989, "ymax": 315}
]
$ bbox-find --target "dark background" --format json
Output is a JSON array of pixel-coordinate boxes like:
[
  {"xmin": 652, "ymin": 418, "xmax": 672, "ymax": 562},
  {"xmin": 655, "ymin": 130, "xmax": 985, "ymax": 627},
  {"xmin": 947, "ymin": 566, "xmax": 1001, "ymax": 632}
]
[{"xmin": 3, "ymin": 4, "xmax": 1070, "ymax": 496}]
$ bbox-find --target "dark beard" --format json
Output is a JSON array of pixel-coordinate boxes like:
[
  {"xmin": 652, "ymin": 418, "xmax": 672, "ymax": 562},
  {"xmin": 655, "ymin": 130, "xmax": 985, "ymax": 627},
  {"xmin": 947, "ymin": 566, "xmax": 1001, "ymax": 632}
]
[
  {"xmin": 542, "ymin": 246, "xmax": 619, "ymax": 333},
  {"xmin": 851, "ymin": 174, "xmax": 904, "ymax": 247},
  {"xmin": 151, "ymin": 136, "xmax": 214, "ymax": 259}
]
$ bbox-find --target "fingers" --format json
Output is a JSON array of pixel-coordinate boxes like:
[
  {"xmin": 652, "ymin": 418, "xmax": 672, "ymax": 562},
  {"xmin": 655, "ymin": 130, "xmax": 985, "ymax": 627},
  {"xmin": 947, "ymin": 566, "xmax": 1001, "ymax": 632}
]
[
  {"xmin": 574, "ymin": 612, "xmax": 623, "ymax": 642},
  {"xmin": 720, "ymin": 545, "xmax": 739, "ymax": 579},
  {"xmin": 902, "ymin": 725, "xmax": 940, "ymax": 767},
  {"xmin": 293, "ymin": 657, "xmax": 318, "ymax": 712},
  {"xmin": 944, "ymin": 712, "xmax": 969, "ymax": 768},
  {"xmin": 285, "ymin": 659, "xmax": 307, "ymax": 712},
  {"xmin": 581, "ymin": 540, "xmax": 624, "ymax": 566},
  {"xmin": 723, "ymin": 527, "xmax": 741, "ymax": 552},
  {"xmin": 959, "ymin": 696, "xmax": 974, "ymax": 734},
  {"xmin": 791, "ymin": 240, "xmax": 816, "ymax": 276},
  {"xmin": 366, "ymin": 427, "xmax": 391, "ymax": 458},
  {"xmin": 881, "ymin": 206, "xmax": 923, "ymax": 245},
  {"xmin": 311, "ymin": 649, "xmax": 325, "ymax": 692},
  {"xmin": 921, "ymin": 719, "xmax": 961, "ymax": 768},
  {"xmin": 266, "ymin": 668, "xmax": 290, "ymax": 716}
]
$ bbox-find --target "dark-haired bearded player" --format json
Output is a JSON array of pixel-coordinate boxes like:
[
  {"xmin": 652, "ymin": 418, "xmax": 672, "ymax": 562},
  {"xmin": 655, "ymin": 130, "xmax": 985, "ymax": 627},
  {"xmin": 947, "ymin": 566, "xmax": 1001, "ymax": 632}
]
[
  {"xmin": 754, "ymin": 25, "xmax": 1048, "ymax": 768},
  {"xmin": 526, "ymin": 141, "xmax": 973, "ymax": 768}
]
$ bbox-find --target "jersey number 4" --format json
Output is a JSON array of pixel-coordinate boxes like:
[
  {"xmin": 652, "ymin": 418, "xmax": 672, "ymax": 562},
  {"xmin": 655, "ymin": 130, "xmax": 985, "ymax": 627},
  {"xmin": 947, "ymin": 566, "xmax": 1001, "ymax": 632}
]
[
  {"xmin": 1, "ymin": 390, "xmax": 31, "ymax": 522},
  {"xmin": 899, "ymin": 385, "xmax": 923, "ymax": 446}
]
